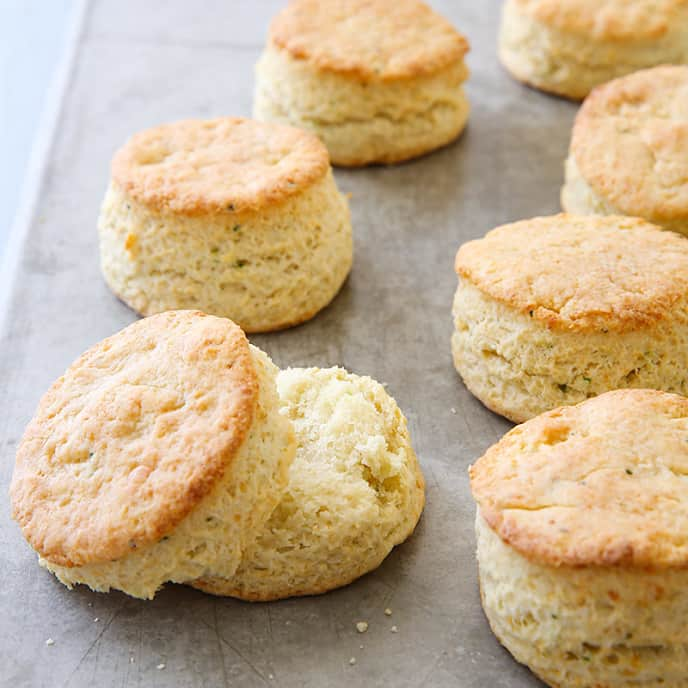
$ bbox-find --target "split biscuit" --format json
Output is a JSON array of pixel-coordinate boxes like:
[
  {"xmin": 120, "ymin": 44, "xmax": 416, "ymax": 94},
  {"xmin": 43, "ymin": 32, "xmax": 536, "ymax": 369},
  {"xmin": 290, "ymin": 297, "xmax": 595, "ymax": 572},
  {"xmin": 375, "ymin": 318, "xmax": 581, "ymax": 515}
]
[
  {"xmin": 10, "ymin": 311, "xmax": 295, "ymax": 599},
  {"xmin": 193, "ymin": 367, "xmax": 425, "ymax": 600}
]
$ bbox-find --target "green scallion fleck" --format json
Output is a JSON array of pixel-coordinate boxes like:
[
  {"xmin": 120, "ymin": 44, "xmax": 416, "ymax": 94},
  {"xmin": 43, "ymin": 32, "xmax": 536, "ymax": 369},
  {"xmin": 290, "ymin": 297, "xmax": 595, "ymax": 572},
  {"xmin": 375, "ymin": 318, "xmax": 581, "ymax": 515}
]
[
  {"xmin": 558, "ymin": 383, "xmax": 568, "ymax": 393},
  {"xmin": 625, "ymin": 469, "xmax": 633, "ymax": 475},
  {"xmin": 235, "ymin": 259, "xmax": 247, "ymax": 268},
  {"xmin": 233, "ymin": 225, "xmax": 241, "ymax": 232},
  {"xmin": 210, "ymin": 247, "xmax": 219, "ymax": 254},
  {"xmin": 583, "ymin": 377, "xmax": 591, "ymax": 383}
]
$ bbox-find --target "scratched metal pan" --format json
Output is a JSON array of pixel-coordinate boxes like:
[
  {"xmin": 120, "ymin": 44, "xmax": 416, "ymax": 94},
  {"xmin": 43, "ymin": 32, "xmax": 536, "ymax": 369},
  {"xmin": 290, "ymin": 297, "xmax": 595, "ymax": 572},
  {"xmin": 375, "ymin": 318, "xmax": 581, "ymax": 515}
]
[{"xmin": 0, "ymin": 1, "xmax": 575, "ymax": 686}]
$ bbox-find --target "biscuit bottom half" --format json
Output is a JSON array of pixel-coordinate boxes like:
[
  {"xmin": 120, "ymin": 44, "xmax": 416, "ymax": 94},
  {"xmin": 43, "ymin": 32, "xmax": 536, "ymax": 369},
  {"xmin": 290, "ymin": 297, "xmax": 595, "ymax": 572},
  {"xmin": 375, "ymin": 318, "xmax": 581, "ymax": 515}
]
[
  {"xmin": 451, "ymin": 280, "xmax": 688, "ymax": 423},
  {"xmin": 498, "ymin": 0, "xmax": 688, "ymax": 100},
  {"xmin": 476, "ymin": 512, "xmax": 688, "ymax": 688},
  {"xmin": 561, "ymin": 156, "xmax": 688, "ymax": 237},
  {"xmin": 254, "ymin": 47, "xmax": 469, "ymax": 167},
  {"xmin": 42, "ymin": 348, "xmax": 295, "ymax": 600},
  {"xmin": 192, "ymin": 366, "xmax": 425, "ymax": 601}
]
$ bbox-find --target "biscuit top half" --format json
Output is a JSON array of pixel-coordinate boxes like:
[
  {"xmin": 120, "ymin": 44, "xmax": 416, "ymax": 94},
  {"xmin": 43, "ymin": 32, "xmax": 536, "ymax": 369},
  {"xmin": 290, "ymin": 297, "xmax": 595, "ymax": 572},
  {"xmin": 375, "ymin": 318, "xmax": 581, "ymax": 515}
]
[
  {"xmin": 572, "ymin": 65, "xmax": 688, "ymax": 225},
  {"xmin": 455, "ymin": 214, "xmax": 688, "ymax": 333},
  {"xmin": 111, "ymin": 118, "xmax": 330, "ymax": 217},
  {"xmin": 10, "ymin": 311, "xmax": 258, "ymax": 568},
  {"xmin": 510, "ymin": 0, "xmax": 688, "ymax": 41},
  {"xmin": 471, "ymin": 389, "xmax": 688, "ymax": 569},
  {"xmin": 268, "ymin": 0, "xmax": 469, "ymax": 82}
]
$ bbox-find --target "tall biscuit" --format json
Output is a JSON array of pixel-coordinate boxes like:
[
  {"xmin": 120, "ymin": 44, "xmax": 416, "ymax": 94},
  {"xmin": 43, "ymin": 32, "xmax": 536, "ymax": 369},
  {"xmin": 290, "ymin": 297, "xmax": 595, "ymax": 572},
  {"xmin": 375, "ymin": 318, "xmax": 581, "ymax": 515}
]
[
  {"xmin": 499, "ymin": 0, "xmax": 688, "ymax": 100},
  {"xmin": 254, "ymin": 0, "xmax": 470, "ymax": 166},
  {"xmin": 471, "ymin": 389, "xmax": 688, "ymax": 687},
  {"xmin": 562, "ymin": 65, "xmax": 688, "ymax": 235},
  {"xmin": 99, "ymin": 117, "xmax": 352, "ymax": 332},
  {"xmin": 452, "ymin": 214, "xmax": 688, "ymax": 423}
]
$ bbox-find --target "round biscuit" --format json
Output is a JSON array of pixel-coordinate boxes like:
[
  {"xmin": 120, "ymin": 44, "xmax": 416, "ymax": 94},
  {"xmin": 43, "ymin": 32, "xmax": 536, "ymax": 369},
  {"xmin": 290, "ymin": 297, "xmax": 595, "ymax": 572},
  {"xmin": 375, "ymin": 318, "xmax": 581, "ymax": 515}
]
[
  {"xmin": 254, "ymin": 0, "xmax": 470, "ymax": 166},
  {"xmin": 452, "ymin": 214, "xmax": 688, "ymax": 422},
  {"xmin": 563, "ymin": 65, "xmax": 688, "ymax": 234},
  {"xmin": 99, "ymin": 117, "xmax": 353, "ymax": 332},
  {"xmin": 472, "ymin": 389, "xmax": 688, "ymax": 687},
  {"xmin": 499, "ymin": 0, "xmax": 688, "ymax": 100}
]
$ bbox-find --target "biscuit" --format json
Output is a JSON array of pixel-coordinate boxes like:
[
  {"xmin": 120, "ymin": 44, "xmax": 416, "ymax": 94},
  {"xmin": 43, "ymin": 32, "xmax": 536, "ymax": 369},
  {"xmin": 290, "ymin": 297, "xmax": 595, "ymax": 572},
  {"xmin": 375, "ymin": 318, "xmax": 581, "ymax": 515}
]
[
  {"xmin": 452, "ymin": 214, "xmax": 688, "ymax": 423},
  {"xmin": 562, "ymin": 65, "xmax": 688, "ymax": 235},
  {"xmin": 254, "ymin": 0, "xmax": 470, "ymax": 166},
  {"xmin": 192, "ymin": 367, "xmax": 425, "ymax": 601},
  {"xmin": 98, "ymin": 118, "xmax": 352, "ymax": 332},
  {"xmin": 499, "ymin": 0, "xmax": 688, "ymax": 100},
  {"xmin": 470, "ymin": 389, "xmax": 688, "ymax": 688},
  {"xmin": 10, "ymin": 311, "xmax": 295, "ymax": 599}
]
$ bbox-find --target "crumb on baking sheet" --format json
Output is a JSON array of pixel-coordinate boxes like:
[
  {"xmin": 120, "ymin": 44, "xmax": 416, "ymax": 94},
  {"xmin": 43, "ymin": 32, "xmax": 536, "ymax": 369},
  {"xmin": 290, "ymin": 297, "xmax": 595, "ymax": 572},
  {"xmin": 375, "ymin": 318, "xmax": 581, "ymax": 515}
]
[{"xmin": 356, "ymin": 621, "xmax": 368, "ymax": 633}]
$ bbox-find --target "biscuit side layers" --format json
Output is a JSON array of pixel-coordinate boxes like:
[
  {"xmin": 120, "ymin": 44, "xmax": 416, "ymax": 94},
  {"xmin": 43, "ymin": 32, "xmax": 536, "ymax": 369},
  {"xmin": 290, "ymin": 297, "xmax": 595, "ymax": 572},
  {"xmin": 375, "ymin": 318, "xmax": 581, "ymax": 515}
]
[
  {"xmin": 452, "ymin": 279, "xmax": 688, "ymax": 423},
  {"xmin": 99, "ymin": 170, "xmax": 352, "ymax": 332},
  {"xmin": 255, "ymin": 48, "xmax": 469, "ymax": 166},
  {"xmin": 499, "ymin": 0, "xmax": 688, "ymax": 99},
  {"xmin": 477, "ymin": 513, "xmax": 688, "ymax": 688}
]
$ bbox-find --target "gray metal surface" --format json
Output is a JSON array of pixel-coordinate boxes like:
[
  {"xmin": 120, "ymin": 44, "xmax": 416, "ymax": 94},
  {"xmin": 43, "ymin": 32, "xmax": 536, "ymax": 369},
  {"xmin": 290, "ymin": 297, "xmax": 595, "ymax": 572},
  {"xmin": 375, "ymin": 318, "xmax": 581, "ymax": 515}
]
[{"xmin": 0, "ymin": 2, "xmax": 574, "ymax": 686}]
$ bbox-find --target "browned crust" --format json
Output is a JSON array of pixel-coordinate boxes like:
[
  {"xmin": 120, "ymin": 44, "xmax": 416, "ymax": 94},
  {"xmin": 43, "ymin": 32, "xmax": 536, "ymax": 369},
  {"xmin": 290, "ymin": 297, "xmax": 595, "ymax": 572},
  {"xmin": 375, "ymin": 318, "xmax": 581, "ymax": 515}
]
[
  {"xmin": 470, "ymin": 389, "xmax": 688, "ymax": 569},
  {"xmin": 268, "ymin": 0, "xmax": 469, "ymax": 82},
  {"xmin": 510, "ymin": 0, "xmax": 687, "ymax": 41},
  {"xmin": 454, "ymin": 214, "xmax": 688, "ymax": 334},
  {"xmin": 571, "ymin": 65, "xmax": 688, "ymax": 224},
  {"xmin": 111, "ymin": 118, "xmax": 330, "ymax": 217},
  {"xmin": 10, "ymin": 311, "xmax": 258, "ymax": 567}
]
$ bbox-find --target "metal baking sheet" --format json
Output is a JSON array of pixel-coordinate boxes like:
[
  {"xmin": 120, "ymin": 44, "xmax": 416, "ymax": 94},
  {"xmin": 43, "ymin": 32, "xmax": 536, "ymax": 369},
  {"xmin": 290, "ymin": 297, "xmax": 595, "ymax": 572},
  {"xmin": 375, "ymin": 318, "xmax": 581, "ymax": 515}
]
[{"xmin": 0, "ymin": 2, "xmax": 575, "ymax": 686}]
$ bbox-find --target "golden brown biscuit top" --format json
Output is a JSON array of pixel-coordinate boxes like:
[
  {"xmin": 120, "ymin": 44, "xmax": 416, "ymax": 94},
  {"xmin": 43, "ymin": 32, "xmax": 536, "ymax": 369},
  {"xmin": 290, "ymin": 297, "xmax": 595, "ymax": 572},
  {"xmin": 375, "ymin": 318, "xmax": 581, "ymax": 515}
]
[
  {"xmin": 111, "ymin": 118, "xmax": 330, "ymax": 216},
  {"xmin": 572, "ymin": 65, "xmax": 688, "ymax": 225},
  {"xmin": 455, "ymin": 214, "xmax": 688, "ymax": 333},
  {"xmin": 471, "ymin": 389, "xmax": 688, "ymax": 569},
  {"xmin": 511, "ymin": 0, "xmax": 688, "ymax": 40},
  {"xmin": 268, "ymin": 0, "xmax": 469, "ymax": 81},
  {"xmin": 10, "ymin": 311, "xmax": 257, "ymax": 568}
]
